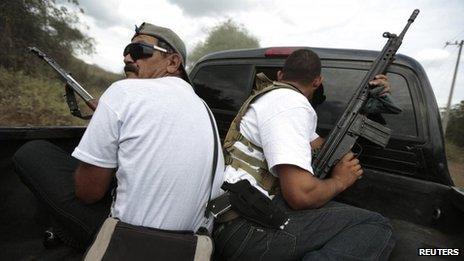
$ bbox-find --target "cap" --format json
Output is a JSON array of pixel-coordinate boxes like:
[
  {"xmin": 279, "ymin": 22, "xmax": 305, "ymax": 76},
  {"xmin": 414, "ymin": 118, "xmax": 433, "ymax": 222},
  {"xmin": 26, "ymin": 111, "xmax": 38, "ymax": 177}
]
[{"xmin": 133, "ymin": 22, "xmax": 190, "ymax": 83}]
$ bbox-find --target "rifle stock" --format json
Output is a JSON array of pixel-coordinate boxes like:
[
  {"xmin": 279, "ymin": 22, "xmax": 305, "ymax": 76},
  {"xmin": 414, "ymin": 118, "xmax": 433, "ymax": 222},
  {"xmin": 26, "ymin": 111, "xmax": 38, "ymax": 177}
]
[{"xmin": 312, "ymin": 9, "xmax": 419, "ymax": 179}]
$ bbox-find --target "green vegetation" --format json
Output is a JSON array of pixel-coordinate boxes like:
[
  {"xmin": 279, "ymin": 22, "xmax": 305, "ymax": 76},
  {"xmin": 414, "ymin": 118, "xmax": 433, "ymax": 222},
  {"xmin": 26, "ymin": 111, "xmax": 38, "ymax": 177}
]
[
  {"xmin": 188, "ymin": 19, "xmax": 260, "ymax": 68},
  {"xmin": 0, "ymin": 0, "xmax": 121, "ymax": 126},
  {"xmin": 0, "ymin": 67, "xmax": 82, "ymax": 126}
]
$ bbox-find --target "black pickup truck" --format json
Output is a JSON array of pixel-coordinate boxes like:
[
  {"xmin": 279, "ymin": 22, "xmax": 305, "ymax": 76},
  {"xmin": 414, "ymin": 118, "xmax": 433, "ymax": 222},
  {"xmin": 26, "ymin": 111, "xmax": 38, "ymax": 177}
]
[{"xmin": 1, "ymin": 47, "xmax": 463, "ymax": 260}]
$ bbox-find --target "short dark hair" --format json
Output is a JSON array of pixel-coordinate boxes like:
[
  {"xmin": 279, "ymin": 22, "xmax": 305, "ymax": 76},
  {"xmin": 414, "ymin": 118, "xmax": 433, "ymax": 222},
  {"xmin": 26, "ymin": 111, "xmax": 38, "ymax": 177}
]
[{"xmin": 281, "ymin": 49, "xmax": 321, "ymax": 85}]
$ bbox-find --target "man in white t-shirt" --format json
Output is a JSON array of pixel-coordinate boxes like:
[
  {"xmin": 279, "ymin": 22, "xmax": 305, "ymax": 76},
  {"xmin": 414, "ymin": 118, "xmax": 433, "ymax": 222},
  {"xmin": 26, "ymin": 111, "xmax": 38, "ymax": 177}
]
[
  {"xmin": 213, "ymin": 49, "xmax": 395, "ymax": 260},
  {"xmin": 13, "ymin": 23, "xmax": 224, "ymax": 249}
]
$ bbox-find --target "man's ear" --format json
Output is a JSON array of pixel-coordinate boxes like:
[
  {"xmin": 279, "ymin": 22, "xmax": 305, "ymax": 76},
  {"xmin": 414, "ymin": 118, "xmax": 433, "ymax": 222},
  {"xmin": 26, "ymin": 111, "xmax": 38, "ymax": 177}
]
[
  {"xmin": 312, "ymin": 75, "xmax": 323, "ymax": 89},
  {"xmin": 277, "ymin": 70, "xmax": 284, "ymax": 81},
  {"xmin": 166, "ymin": 53, "xmax": 182, "ymax": 74}
]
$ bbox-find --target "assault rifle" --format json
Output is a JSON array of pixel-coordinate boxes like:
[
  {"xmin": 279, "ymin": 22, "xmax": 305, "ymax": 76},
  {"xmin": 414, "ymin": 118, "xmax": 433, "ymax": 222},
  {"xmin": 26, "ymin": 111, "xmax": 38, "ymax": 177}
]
[
  {"xmin": 28, "ymin": 47, "xmax": 97, "ymax": 119},
  {"xmin": 312, "ymin": 9, "xmax": 420, "ymax": 179}
]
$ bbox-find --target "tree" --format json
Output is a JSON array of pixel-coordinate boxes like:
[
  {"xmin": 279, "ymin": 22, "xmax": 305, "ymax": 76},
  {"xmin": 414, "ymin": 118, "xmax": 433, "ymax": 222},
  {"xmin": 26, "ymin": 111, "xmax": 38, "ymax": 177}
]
[
  {"xmin": 188, "ymin": 19, "xmax": 259, "ymax": 68},
  {"xmin": 0, "ymin": 0, "xmax": 93, "ymax": 74},
  {"xmin": 446, "ymin": 101, "xmax": 464, "ymax": 147}
]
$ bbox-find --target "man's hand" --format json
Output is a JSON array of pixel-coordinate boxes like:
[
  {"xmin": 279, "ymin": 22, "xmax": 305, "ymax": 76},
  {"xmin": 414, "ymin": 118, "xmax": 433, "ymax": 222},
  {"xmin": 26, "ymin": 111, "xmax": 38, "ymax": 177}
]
[
  {"xmin": 330, "ymin": 152, "xmax": 363, "ymax": 191},
  {"xmin": 85, "ymin": 99, "xmax": 99, "ymax": 111},
  {"xmin": 369, "ymin": 74, "xmax": 391, "ymax": 96}
]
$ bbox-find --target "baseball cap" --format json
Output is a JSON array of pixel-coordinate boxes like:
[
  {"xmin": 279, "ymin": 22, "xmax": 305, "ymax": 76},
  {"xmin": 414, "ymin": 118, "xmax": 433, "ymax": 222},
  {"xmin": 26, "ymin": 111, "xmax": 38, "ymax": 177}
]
[{"xmin": 133, "ymin": 22, "xmax": 190, "ymax": 83}]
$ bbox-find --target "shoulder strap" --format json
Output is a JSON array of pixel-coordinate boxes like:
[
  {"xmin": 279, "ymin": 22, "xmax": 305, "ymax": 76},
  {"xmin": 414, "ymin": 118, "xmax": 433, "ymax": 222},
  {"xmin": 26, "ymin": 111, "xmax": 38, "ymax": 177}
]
[
  {"xmin": 223, "ymin": 81, "xmax": 300, "ymax": 149},
  {"xmin": 202, "ymin": 101, "xmax": 219, "ymax": 218},
  {"xmin": 235, "ymin": 82, "xmax": 299, "ymax": 129}
]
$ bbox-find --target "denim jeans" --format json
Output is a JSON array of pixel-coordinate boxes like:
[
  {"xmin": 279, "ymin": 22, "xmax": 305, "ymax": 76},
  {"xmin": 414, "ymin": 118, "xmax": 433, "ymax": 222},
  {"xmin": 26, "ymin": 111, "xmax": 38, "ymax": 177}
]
[
  {"xmin": 13, "ymin": 140, "xmax": 111, "ymax": 248},
  {"xmin": 213, "ymin": 194, "xmax": 395, "ymax": 261}
]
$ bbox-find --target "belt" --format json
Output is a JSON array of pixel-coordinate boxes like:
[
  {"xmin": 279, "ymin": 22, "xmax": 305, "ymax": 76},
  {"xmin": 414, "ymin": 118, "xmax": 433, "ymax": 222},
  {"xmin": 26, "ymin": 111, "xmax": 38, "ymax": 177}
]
[{"xmin": 216, "ymin": 209, "xmax": 240, "ymax": 223}]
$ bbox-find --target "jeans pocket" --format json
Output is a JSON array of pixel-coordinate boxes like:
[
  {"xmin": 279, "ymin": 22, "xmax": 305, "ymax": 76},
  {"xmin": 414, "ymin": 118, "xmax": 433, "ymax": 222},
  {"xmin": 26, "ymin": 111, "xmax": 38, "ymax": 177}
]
[
  {"xmin": 220, "ymin": 223, "xmax": 267, "ymax": 261},
  {"xmin": 261, "ymin": 229, "xmax": 297, "ymax": 261}
]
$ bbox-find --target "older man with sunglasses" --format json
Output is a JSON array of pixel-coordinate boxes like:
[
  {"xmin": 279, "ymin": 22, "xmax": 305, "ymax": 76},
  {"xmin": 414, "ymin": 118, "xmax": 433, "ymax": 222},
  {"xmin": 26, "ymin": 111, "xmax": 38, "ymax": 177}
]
[{"xmin": 13, "ymin": 23, "xmax": 224, "ymax": 251}]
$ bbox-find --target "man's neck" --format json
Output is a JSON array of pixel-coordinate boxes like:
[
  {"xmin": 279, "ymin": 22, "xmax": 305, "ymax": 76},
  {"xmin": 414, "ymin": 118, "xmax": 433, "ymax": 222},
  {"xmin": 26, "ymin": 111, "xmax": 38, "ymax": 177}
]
[
  {"xmin": 165, "ymin": 71, "xmax": 182, "ymax": 78},
  {"xmin": 279, "ymin": 80, "xmax": 313, "ymax": 99}
]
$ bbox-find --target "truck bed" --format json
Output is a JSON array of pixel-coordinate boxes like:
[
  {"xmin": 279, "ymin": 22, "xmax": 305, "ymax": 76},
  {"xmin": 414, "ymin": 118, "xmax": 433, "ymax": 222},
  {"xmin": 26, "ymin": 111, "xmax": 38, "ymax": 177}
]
[{"xmin": 1, "ymin": 131, "xmax": 462, "ymax": 260}]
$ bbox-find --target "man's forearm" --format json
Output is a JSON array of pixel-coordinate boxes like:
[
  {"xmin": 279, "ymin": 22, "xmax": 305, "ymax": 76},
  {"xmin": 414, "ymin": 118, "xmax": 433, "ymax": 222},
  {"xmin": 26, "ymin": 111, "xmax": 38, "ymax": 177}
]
[
  {"xmin": 290, "ymin": 176, "xmax": 345, "ymax": 209},
  {"xmin": 277, "ymin": 164, "xmax": 345, "ymax": 210},
  {"xmin": 312, "ymin": 177, "xmax": 348, "ymax": 207}
]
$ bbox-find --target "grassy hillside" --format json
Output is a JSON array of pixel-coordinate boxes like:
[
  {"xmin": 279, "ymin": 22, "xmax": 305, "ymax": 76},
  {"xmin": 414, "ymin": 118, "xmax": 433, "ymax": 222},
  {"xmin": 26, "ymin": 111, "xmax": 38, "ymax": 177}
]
[{"xmin": 0, "ymin": 59, "xmax": 122, "ymax": 127}]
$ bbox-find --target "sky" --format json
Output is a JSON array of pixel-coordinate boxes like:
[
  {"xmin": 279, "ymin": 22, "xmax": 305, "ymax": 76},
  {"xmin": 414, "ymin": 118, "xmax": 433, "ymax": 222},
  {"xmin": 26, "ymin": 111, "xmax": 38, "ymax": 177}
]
[{"xmin": 68, "ymin": 0, "xmax": 464, "ymax": 108}]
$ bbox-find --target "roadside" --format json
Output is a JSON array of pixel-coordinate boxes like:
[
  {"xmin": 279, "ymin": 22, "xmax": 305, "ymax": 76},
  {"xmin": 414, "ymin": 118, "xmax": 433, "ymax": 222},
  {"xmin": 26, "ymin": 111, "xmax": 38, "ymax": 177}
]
[{"xmin": 446, "ymin": 141, "xmax": 464, "ymax": 187}]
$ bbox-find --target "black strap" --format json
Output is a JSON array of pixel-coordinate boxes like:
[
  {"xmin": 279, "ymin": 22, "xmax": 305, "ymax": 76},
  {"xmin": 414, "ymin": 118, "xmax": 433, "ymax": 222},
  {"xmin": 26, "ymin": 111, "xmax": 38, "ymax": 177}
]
[
  {"xmin": 65, "ymin": 85, "xmax": 92, "ymax": 119},
  {"xmin": 203, "ymin": 102, "xmax": 219, "ymax": 218}
]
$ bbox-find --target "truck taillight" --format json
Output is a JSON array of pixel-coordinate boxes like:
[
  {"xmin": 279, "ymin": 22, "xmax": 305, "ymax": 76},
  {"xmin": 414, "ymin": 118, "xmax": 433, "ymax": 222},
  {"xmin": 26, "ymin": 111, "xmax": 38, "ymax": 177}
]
[{"xmin": 264, "ymin": 47, "xmax": 299, "ymax": 57}]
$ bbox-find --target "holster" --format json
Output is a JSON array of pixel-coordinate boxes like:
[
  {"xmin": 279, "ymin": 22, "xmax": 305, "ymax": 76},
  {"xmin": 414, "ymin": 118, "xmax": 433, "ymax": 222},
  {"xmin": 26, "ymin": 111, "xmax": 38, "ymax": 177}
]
[{"xmin": 222, "ymin": 180, "xmax": 289, "ymax": 229}]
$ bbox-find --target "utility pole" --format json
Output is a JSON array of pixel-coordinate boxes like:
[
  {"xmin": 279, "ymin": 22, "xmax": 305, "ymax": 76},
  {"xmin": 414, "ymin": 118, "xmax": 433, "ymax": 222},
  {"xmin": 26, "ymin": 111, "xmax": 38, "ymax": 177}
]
[{"xmin": 442, "ymin": 40, "xmax": 463, "ymax": 135}]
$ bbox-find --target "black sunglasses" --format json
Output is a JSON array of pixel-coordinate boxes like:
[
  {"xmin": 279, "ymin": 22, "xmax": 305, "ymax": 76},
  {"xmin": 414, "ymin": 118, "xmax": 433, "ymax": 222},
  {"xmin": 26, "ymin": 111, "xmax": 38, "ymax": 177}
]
[{"xmin": 123, "ymin": 42, "xmax": 168, "ymax": 61}]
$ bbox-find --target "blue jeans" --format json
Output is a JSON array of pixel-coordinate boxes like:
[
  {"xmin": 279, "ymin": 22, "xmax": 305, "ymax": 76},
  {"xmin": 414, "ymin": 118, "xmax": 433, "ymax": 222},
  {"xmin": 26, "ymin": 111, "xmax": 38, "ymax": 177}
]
[
  {"xmin": 13, "ymin": 140, "xmax": 111, "ymax": 248},
  {"xmin": 213, "ymin": 194, "xmax": 395, "ymax": 261}
]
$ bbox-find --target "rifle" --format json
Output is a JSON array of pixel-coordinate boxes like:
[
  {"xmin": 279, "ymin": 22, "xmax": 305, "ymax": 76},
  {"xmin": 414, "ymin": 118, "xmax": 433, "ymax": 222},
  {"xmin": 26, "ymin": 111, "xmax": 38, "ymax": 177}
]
[
  {"xmin": 312, "ymin": 9, "xmax": 420, "ymax": 179},
  {"xmin": 28, "ymin": 47, "xmax": 97, "ymax": 119}
]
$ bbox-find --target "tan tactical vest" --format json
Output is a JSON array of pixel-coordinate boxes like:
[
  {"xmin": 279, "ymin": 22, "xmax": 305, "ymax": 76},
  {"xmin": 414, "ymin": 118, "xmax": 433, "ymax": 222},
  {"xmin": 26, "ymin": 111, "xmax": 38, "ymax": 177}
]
[{"xmin": 223, "ymin": 73, "xmax": 301, "ymax": 195}]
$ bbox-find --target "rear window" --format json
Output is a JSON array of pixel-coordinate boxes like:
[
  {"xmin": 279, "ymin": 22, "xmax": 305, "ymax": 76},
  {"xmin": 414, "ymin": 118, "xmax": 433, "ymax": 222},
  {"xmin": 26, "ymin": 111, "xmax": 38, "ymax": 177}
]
[
  {"xmin": 192, "ymin": 64, "xmax": 253, "ymax": 111},
  {"xmin": 318, "ymin": 68, "xmax": 417, "ymax": 137},
  {"xmin": 257, "ymin": 66, "xmax": 418, "ymax": 138}
]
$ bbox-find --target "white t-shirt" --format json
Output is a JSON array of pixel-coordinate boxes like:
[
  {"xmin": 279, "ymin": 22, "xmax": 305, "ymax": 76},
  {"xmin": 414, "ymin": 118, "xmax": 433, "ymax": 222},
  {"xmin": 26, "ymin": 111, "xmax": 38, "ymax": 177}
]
[
  {"xmin": 72, "ymin": 77, "xmax": 224, "ymax": 231},
  {"xmin": 224, "ymin": 88, "xmax": 318, "ymax": 197}
]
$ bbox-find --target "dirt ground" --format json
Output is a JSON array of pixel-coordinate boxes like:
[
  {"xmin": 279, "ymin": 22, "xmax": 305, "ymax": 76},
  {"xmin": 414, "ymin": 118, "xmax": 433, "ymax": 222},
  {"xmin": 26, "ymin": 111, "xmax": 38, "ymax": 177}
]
[{"xmin": 449, "ymin": 160, "xmax": 464, "ymax": 187}]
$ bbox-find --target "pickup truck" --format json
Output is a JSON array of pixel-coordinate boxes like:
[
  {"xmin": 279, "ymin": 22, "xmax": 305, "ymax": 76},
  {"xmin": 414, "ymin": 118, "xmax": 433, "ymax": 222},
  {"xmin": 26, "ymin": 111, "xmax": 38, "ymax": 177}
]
[{"xmin": 0, "ymin": 47, "xmax": 463, "ymax": 260}]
